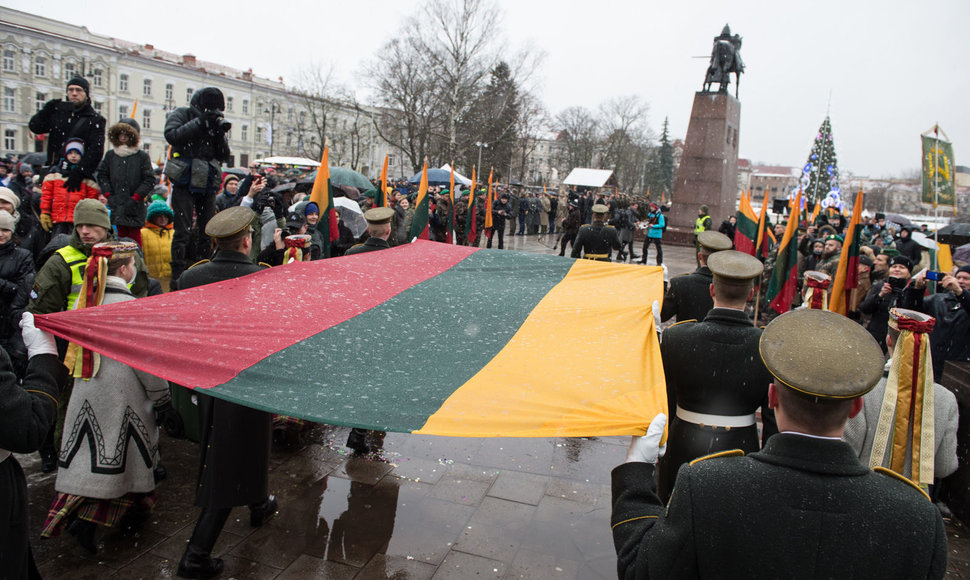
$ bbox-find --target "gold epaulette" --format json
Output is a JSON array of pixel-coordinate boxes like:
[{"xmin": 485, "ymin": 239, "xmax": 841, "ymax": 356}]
[
  {"xmin": 689, "ymin": 449, "xmax": 744, "ymax": 466},
  {"xmin": 186, "ymin": 259, "xmax": 210, "ymax": 270},
  {"xmin": 873, "ymin": 467, "xmax": 931, "ymax": 501},
  {"xmin": 257, "ymin": 262, "xmax": 272, "ymax": 268},
  {"xmin": 666, "ymin": 318, "xmax": 697, "ymax": 328}
]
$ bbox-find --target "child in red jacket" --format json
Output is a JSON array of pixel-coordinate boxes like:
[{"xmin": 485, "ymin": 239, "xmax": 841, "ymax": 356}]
[{"xmin": 40, "ymin": 138, "xmax": 100, "ymax": 236}]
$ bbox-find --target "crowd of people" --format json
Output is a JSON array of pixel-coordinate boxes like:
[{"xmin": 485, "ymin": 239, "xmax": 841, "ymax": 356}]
[{"xmin": 0, "ymin": 78, "xmax": 965, "ymax": 579}]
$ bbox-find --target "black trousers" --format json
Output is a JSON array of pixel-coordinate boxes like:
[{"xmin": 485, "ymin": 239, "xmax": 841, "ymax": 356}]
[
  {"xmin": 559, "ymin": 232, "xmax": 576, "ymax": 256},
  {"xmin": 641, "ymin": 237, "xmax": 663, "ymax": 265},
  {"xmin": 170, "ymin": 186, "xmax": 215, "ymax": 280},
  {"xmin": 486, "ymin": 227, "xmax": 505, "ymax": 249}
]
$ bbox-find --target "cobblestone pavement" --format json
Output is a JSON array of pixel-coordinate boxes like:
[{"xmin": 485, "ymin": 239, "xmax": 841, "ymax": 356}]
[{"xmin": 21, "ymin": 232, "xmax": 970, "ymax": 578}]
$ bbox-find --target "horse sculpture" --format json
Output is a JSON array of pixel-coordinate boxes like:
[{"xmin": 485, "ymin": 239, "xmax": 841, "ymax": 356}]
[{"xmin": 703, "ymin": 25, "xmax": 745, "ymax": 98}]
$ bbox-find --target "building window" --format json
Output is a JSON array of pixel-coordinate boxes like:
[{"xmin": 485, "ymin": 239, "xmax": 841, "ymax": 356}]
[
  {"xmin": 3, "ymin": 88, "xmax": 15, "ymax": 113},
  {"xmin": 242, "ymin": 99, "xmax": 249, "ymax": 114},
  {"xmin": 256, "ymin": 126, "xmax": 263, "ymax": 143},
  {"xmin": 143, "ymin": 78, "xmax": 152, "ymax": 97},
  {"xmin": 35, "ymin": 92, "xmax": 47, "ymax": 112},
  {"xmin": 388, "ymin": 155, "xmax": 395, "ymax": 167},
  {"xmin": 143, "ymin": 142, "xmax": 151, "ymax": 152},
  {"xmin": 34, "ymin": 56, "xmax": 46, "ymax": 77},
  {"xmin": 3, "ymin": 129, "xmax": 15, "ymax": 151},
  {"xmin": 165, "ymin": 83, "xmax": 173, "ymax": 101},
  {"xmin": 142, "ymin": 109, "xmax": 151, "ymax": 129},
  {"xmin": 185, "ymin": 88, "xmax": 193, "ymax": 104},
  {"xmin": 119, "ymin": 73, "xmax": 129, "ymax": 92},
  {"xmin": 93, "ymin": 101, "xmax": 103, "ymax": 114},
  {"xmin": 287, "ymin": 108, "xmax": 293, "ymax": 122},
  {"xmin": 63, "ymin": 62, "xmax": 75, "ymax": 81},
  {"xmin": 241, "ymin": 125, "xmax": 248, "ymax": 141},
  {"xmin": 2, "ymin": 50, "xmax": 14, "ymax": 72},
  {"xmin": 226, "ymin": 96, "xmax": 233, "ymax": 112},
  {"xmin": 119, "ymin": 105, "xmax": 129, "ymax": 119},
  {"xmin": 93, "ymin": 68, "xmax": 103, "ymax": 87}
]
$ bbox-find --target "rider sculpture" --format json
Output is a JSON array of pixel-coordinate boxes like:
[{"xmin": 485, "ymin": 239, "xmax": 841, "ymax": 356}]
[{"xmin": 703, "ymin": 24, "xmax": 745, "ymax": 97}]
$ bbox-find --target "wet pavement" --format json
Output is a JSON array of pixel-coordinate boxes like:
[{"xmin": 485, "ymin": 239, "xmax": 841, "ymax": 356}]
[{"xmin": 20, "ymin": 232, "xmax": 970, "ymax": 578}]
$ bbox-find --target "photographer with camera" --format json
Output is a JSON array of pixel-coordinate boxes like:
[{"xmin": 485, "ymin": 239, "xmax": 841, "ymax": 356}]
[
  {"xmin": 859, "ymin": 255, "xmax": 922, "ymax": 354},
  {"xmin": 29, "ymin": 76, "xmax": 106, "ymax": 187},
  {"xmin": 163, "ymin": 87, "xmax": 231, "ymax": 283},
  {"xmin": 911, "ymin": 265, "xmax": 970, "ymax": 381}
]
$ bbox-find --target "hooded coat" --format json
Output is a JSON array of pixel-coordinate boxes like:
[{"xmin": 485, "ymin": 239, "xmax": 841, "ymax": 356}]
[
  {"xmin": 163, "ymin": 88, "xmax": 231, "ymax": 163},
  {"xmin": 96, "ymin": 120, "xmax": 154, "ymax": 228}
]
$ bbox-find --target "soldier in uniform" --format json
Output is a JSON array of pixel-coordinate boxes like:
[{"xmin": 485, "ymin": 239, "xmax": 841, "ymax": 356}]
[
  {"xmin": 660, "ymin": 230, "xmax": 732, "ymax": 323},
  {"xmin": 176, "ymin": 207, "xmax": 277, "ymax": 579},
  {"xmin": 656, "ymin": 250, "xmax": 775, "ymax": 501},
  {"xmin": 343, "ymin": 207, "xmax": 394, "ymax": 454},
  {"xmin": 612, "ymin": 309, "xmax": 947, "ymax": 579},
  {"xmin": 570, "ymin": 204, "xmax": 621, "ymax": 261}
]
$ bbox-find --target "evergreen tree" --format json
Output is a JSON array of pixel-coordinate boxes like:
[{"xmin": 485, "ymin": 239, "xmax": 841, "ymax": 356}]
[
  {"xmin": 800, "ymin": 116, "xmax": 842, "ymax": 205},
  {"xmin": 658, "ymin": 117, "xmax": 674, "ymax": 196},
  {"xmin": 458, "ymin": 61, "xmax": 519, "ymax": 176}
]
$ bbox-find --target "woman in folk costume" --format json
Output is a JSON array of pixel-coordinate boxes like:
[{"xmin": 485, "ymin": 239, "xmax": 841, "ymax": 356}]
[
  {"xmin": 41, "ymin": 241, "xmax": 183, "ymax": 553},
  {"xmin": 844, "ymin": 308, "xmax": 959, "ymax": 495}
]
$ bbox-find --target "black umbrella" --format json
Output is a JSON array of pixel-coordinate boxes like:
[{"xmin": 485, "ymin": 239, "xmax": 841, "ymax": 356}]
[
  {"xmin": 222, "ymin": 167, "xmax": 249, "ymax": 176},
  {"xmin": 952, "ymin": 243, "xmax": 970, "ymax": 264},
  {"xmin": 18, "ymin": 152, "xmax": 47, "ymax": 166},
  {"xmin": 271, "ymin": 182, "xmax": 296, "ymax": 194},
  {"xmin": 936, "ymin": 223, "xmax": 970, "ymax": 246},
  {"xmin": 884, "ymin": 213, "xmax": 913, "ymax": 227}
]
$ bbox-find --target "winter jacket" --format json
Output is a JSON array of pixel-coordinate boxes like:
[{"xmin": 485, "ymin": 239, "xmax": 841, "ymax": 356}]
[
  {"xmin": 40, "ymin": 173, "xmax": 100, "ymax": 224},
  {"xmin": 97, "ymin": 147, "xmax": 154, "ymax": 228},
  {"xmin": 15, "ymin": 212, "xmax": 48, "ymax": 264},
  {"xmin": 0, "ymin": 240, "xmax": 34, "ymax": 339},
  {"xmin": 895, "ymin": 235, "xmax": 923, "ymax": 266},
  {"xmin": 491, "ymin": 199, "xmax": 511, "ymax": 228},
  {"xmin": 163, "ymin": 88, "xmax": 231, "ymax": 164},
  {"xmin": 140, "ymin": 222, "xmax": 174, "ymax": 279},
  {"xmin": 647, "ymin": 211, "xmax": 665, "ymax": 239},
  {"xmin": 28, "ymin": 99, "xmax": 106, "ymax": 178},
  {"xmin": 920, "ymin": 290, "xmax": 970, "ymax": 381},
  {"xmin": 562, "ymin": 208, "xmax": 582, "ymax": 235},
  {"xmin": 540, "ymin": 196, "xmax": 551, "ymax": 227}
]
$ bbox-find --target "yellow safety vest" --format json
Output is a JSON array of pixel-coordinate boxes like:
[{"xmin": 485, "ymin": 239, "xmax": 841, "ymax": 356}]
[
  {"xmin": 694, "ymin": 216, "xmax": 709, "ymax": 235},
  {"xmin": 55, "ymin": 245, "xmax": 87, "ymax": 311}
]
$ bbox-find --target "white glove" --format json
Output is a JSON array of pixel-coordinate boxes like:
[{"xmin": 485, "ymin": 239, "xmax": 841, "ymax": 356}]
[
  {"xmin": 626, "ymin": 413, "xmax": 667, "ymax": 464},
  {"xmin": 652, "ymin": 300, "xmax": 661, "ymax": 332},
  {"xmin": 20, "ymin": 312, "xmax": 57, "ymax": 358}
]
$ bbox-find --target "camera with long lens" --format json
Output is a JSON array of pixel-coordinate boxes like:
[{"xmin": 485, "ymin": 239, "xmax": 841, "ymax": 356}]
[{"xmin": 203, "ymin": 108, "xmax": 231, "ymax": 133}]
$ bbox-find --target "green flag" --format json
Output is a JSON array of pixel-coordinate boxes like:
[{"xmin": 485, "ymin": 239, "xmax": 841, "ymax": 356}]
[{"xmin": 921, "ymin": 132, "xmax": 955, "ymax": 207}]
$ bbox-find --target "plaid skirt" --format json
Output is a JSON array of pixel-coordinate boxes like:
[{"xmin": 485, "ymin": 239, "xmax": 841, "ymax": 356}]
[
  {"xmin": 41, "ymin": 491, "xmax": 157, "ymax": 538},
  {"xmin": 273, "ymin": 414, "xmax": 309, "ymax": 431}
]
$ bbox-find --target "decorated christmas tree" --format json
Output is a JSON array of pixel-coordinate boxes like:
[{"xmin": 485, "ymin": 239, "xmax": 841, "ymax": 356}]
[{"xmin": 799, "ymin": 116, "xmax": 843, "ymax": 211}]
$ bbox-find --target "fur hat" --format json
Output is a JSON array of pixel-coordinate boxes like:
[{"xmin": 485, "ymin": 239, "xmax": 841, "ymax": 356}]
[
  {"xmin": 66, "ymin": 75, "xmax": 90, "ymax": 97},
  {"xmin": 108, "ymin": 119, "xmax": 141, "ymax": 147},
  {"xmin": 72, "ymin": 199, "xmax": 110, "ymax": 229}
]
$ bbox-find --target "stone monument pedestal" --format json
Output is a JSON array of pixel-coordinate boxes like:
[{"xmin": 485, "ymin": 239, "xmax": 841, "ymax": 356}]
[{"xmin": 668, "ymin": 92, "xmax": 741, "ymax": 245}]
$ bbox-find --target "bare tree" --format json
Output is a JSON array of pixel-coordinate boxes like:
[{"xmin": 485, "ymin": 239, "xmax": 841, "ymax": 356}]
[
  {"xmin": 512, "ymin": 91, "xmax": 549, "ymax": 184},
  {"xmin": 291, "ymin": 63, "xmax": 352, "ymax": 162},
  {"xmin": 555, "ymin": 106, "xmax": 601, "ymax": 170},
  {"xmin": 598, "ymin": 96, "xmax": 652, "ymax": 191}
]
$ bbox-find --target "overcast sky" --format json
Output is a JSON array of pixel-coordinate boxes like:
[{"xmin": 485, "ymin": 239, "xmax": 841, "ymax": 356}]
[{"xmin": 8, "ymin": 0, "xmax": 968, "ymax": 178}]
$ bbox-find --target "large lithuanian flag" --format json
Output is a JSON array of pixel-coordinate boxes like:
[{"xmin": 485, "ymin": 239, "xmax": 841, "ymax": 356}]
[{"xmin": 35, "ymin": 242, "xmax": 666, "ymax": 437}]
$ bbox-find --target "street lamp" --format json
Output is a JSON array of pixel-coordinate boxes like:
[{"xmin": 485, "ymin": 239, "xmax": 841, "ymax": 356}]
[
  {"xmin": 476, "ymin": 141, "xmax": 489, "ymax": 173},
  {"xmin": 268, "ymin": 101, "xmax": 281, "ymax": 157}
]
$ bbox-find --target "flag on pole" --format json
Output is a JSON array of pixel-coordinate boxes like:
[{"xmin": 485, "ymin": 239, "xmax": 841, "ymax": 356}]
[
  {"xmin": 379, "ymin": 154, "xmax": 389, "ymax": 208},
  {"xmin": 766, "ymin": 191, "xmax": 802, "ymax": 314},
  {"xmin": 735, "ymin": 191, "xmax": 759, "ymax": 255},
  {"xmin": 809, "ymin": 200, "xmax": 821, "ymax": 225},
  {"xmin": 484, "ymin": 168, "xmax": 494, "ymax": 229},
  {"xmin": 309, "ymin": 148, "xmax": 339, "ymax": 257},
  {"xmin": 921, "ymin": 125, "xmax": 956, "ymax": 209},
  {"xmin": 409, "ymin": 160, "xmax": 431, "ymax": 240},
  {"xmin": 828, "ymin": 188, "xmax": 864, "ymax": 316},
  {"xmin": 466, "ymin": 166, "xmax": 478, "ymax": 245},
  {"xmin": 130, "ymin": 100, "xmax": 138, "ymax": 118},
  {"xmin": 755, "ymin": 193, "xmax": 771, "ymax": 259}
]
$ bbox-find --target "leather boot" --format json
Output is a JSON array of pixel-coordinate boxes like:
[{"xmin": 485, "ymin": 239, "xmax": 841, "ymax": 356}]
[
  {"xmin": 249, "ymin": 495, "xmax": 278, "ymax": 527},
  {"xmin": 346, "ymin": 428, "xmax": 371, "ymax": 454},
  {"xmin": 177, "ymin": 507, "xmax": 230, "ymax": 579},
  {"xmin": 67, "ymin": 518, "xmax": 98, "ymax": 554}
]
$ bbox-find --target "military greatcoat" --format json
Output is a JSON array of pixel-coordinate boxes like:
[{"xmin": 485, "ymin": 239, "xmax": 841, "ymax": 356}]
[
  {"xmin": 657, "ymin": 307, "xmax": 775, "ymax": 500},
  {"xmin": 570, "ymin": 223, "xmax": 621, "ymax": 261},
  {"xmin": 344, "ymin": 237, "xmax": 390, "ymax": 256},
  {"xmin": 611, "ymin": 434, "xmax": 947, "ymax": 579},
  {"xmin": 176, "ymin": 250, "xmax": 271, "ymax": 508},
  {"xmin": 660, "ymin": 266, "xmax": 714, "ymax": 323}
]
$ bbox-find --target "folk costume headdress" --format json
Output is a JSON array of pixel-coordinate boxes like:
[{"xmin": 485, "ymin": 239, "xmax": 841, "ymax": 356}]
[
  {"xmin": 803, "ymin": 271, "xmax": 831, "ymax": 310},
  {"xmin": 870, "ymin": 308, "xmax": 936, "ymax": 488},
  {"xmin": 64, "ymin": 240, "xmax": 139, "ymax": 379},
  {"xmin": 284, "ymin": 234, "xmax": 312, "ymax": 263}
]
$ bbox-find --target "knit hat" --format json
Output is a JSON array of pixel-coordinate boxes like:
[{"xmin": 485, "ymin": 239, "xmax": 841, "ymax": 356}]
[
  {"xmin": 222, "ymin": 174, "xmax": 239, "ymax": 188},
  {"xmin": 304, "ymin": 201, "xmax": 319, "ymax": 215},
  {"xmin": 888, "ymin": 255, "xmax": 913, "ymax": 273},
  {"xmin": 0, "ymin": 187, "xmax": 19, "ymax": 210},
  {"xmin": 64, "ymin": 138, "xmax": 85, "ymax": 157},
  {"xmin": 19, "ymin": 163, "xmax": 32, "ymax": 174},
  {"xmin": 699, "ymin": 205, "xmax": 709, "ymax": 214},
  {"xmin": 72, "ymin": 199, "xmax": 110, "ymax": 229},
  {"xmin": 146, "ymin": 200, "xmax": 174, "ymax": 223},
  {"xmin": 957, "ymin": 265, "xmax": 970, "ymax": 276},
  {"xmin": 66, "ymin": 75, "xmax": 90, "ymax": 97},
  {"xmin": 0, "ymin": 210, "xmax": 15, "ymax": 232}
]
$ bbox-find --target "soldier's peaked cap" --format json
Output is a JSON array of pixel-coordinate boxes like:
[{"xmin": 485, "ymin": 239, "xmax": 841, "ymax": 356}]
[
  {"xmin": 760, "ymin": 309, "xmax": 884, "ymax": 399},
  {"xmin": 364, "ymin": 206, "xmax": 394, "ymax": 224},
  {"xmin": 697, "ymin": 231, "xmax": 733, "ymax": 252},
  {"xmin": 205, "ymin": 206, "xmax": 255, "ymax": 238},
  {"xmin": 707, "ymin": 250, "xmax": 763, "ymax": 281},
  {"xmin": 591, "ymin": 204, "xmax": 609, "ymax": 214}
]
